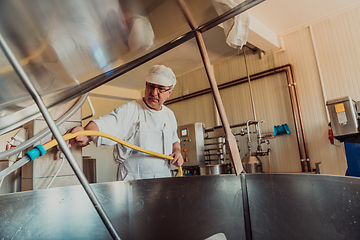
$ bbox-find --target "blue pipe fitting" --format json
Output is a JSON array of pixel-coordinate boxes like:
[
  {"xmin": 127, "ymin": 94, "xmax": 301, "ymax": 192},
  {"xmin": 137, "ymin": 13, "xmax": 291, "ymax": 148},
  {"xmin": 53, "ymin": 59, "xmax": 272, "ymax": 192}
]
[{"xmin": 25, "ymin": 145, "xmax": 47, "ymax": 161}]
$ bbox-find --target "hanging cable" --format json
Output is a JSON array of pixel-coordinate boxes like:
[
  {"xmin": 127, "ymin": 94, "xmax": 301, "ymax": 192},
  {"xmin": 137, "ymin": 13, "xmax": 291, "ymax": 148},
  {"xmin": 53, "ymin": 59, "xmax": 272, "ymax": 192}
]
[{"xmin": 46, "ymin": 152, "xmax": 66, "ymax": 189}]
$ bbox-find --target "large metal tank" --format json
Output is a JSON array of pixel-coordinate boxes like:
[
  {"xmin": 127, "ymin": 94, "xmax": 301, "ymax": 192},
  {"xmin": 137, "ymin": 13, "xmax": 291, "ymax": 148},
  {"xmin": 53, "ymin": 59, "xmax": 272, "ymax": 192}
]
[
  {"xmin": 0, "ymin": 174, "xmax": 359, "ymax": 240},
  {"xmin": 0, "ymin": 0, "xmax": 224, "ymax": 135}
]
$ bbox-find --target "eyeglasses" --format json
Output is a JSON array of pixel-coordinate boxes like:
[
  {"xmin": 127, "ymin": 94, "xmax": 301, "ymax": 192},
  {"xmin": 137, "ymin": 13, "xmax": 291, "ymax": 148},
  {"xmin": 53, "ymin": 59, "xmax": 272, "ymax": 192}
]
[{"xmin": 146, "ymin": 83, "xmax": 172, "ymax": 93}]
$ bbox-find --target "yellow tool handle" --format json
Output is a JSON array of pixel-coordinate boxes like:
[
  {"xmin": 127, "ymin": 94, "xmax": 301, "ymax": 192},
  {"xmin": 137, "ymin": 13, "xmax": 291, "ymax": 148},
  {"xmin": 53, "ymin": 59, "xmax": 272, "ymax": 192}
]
[{"xmin": 43, "ymin": 130, "xmax": 183, "ymax": 176}]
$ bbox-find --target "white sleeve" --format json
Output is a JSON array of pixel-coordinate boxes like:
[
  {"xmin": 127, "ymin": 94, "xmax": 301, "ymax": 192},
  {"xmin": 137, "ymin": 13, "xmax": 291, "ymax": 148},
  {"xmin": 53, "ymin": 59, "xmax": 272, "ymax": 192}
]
[
  {"xmin": 169, "ymin": 111, "xmax": 180, "ymax": 144},
  {"xmin": 92, "ymin": 101, "xmax": 139, "ymax": 146}
]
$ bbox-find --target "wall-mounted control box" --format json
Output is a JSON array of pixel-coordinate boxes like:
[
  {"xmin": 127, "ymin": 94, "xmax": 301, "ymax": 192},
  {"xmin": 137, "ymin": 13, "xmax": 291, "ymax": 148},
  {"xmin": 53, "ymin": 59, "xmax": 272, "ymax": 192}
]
[{"xmin": 326, "ymin": 96, "xmax": 359, "ymax": 142}]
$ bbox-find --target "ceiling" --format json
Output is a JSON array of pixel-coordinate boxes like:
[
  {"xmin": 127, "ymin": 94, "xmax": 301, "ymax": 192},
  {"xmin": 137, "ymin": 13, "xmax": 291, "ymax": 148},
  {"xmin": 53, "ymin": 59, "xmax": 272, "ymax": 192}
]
[{"xmin": 106, "ymin": 0, "xmax": 360, "ymax": 92}]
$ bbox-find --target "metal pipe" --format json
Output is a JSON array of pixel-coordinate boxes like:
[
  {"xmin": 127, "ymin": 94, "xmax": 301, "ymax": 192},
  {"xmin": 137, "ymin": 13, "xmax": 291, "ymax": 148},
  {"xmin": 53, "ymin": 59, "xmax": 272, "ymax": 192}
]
[
  {"xmin": 256, "ymin": 120, "xmax": 264, "ymax": 152},
  {"xmin": 288, "ymin": 65, "xmax": 310, "ymax": 171},
  {"xmin": 82, "ymin": 96, "xmax": 95, "ymax": 121},
  {"xmin": 0, "ymin": 94, "xmax": 88, "ymax": 160},
  {"xmin": 243, "ymin": 48, "xmax": 257, "ymax": 121},
  {"xmin": 176, "ymin": 0, "xmax": 243, "ymax": 174},
  {"xmin": 284, "ymin": 71, "xmax": 305, "ymax": 172},
  {"xmin": 246, "ymin": 120, "xmax": 252, "ymax": 156},
  {"xmin": 0, "ymin": 34, "xmax": 120, "ymax": 240},
  {"xmin": 205, "ymin": 121, "xmax": 260, "ymax": 133}
]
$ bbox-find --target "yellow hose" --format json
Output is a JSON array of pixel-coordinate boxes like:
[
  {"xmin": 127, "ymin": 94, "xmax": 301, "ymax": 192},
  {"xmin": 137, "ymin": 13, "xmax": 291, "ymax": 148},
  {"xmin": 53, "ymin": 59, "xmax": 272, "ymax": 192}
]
[
  {"xmin": 43, "ymin": 130, "xmax": 183, "ymax": 177},
  {"xmin": 268, "ymin": 152, "xmax": 271, "ymax": 173}
]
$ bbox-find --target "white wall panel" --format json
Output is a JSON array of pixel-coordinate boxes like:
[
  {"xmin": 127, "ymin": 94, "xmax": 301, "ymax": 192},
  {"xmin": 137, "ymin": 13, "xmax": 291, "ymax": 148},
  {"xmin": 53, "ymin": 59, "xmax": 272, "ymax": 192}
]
[
  {"xmin": 168, "ymin": 93, "xmax": 216, "ymax": 128},
  {"xmin": 311, "ymin": 7, "xmax": 360, "ymax": 101},
  {"xmin": 170, "ymin": 67, "xmax": 210, "ymax": 99},
  {"xmin": 214, "ymin": 53, "xmax": 302, "ymax": 173}
]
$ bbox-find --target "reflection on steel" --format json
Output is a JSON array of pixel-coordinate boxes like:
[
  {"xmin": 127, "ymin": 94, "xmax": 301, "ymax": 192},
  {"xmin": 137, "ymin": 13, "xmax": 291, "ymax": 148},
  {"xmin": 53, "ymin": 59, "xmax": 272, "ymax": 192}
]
[
  {"xmin": 0, "ymin": 174, "xmax": 359, "ymax": 239},
  {"xmin": 0, "ymin": 33, "xmax": 120, "ymax": 240},
  {"xmin": 0, "ymin": 0, "xmax": 264, "ymax": 135}
]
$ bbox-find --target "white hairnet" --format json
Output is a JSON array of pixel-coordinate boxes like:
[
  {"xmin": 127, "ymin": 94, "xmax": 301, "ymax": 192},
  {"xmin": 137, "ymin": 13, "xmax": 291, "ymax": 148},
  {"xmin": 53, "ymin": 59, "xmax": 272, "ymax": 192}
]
[{"xmin": 146, "ymin": 65, "xmax": 176, "ymax": 88}]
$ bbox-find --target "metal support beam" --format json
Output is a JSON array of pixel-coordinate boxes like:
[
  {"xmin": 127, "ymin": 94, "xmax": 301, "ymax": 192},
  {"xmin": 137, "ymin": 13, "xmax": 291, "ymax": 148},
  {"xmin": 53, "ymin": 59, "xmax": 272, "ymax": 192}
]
[{"xmin": 176, "ymin": 0, "xmax": 245, "ymax": 174}]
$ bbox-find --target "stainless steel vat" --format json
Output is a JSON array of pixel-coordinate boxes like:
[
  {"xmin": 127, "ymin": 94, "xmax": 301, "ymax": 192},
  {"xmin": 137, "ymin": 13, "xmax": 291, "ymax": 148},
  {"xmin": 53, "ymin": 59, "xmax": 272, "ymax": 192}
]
[
  {"xmin": 200, "ymin": 164, "xmax": 228, "ymax": 175},
  {"xmin": 242, "ymin": 155, "xmax": 262, "ymax": 173},
  {"xmin": 0, "ymin": 174, "xmax": 359, "ymax": 240}
]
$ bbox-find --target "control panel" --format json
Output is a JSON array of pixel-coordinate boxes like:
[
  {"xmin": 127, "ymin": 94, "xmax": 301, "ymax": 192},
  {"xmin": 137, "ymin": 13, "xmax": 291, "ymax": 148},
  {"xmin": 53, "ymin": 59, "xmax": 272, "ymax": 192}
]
[{"xmin": 177, "ymin": 123, "xmax": 205, "ymax": 167}]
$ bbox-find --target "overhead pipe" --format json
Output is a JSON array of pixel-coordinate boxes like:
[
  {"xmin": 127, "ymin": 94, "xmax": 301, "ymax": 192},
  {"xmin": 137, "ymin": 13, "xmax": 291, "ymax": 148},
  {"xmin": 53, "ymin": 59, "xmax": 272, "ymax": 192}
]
[
  {"xmin": 176, "ymin": 0, "xmax": 244, "ymax": 175},
  {"xmin": 166, "ymin": 64, "xmax": 310, "ymax": 172}
]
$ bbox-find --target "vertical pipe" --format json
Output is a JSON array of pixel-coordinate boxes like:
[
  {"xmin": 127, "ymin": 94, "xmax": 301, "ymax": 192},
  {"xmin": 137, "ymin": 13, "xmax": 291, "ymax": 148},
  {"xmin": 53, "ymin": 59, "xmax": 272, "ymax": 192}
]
[
  {"xmin": 285, "ymin": 70, "xmax": 306, "ymax": 172},
  {"xmin": 288, "ymin": 65, "xmax": 310, "ymax": 171},
  {"xmin": 309, "ymin": 26, "xmax": 330, "ymax": 122},
  {"xmin": 176, "ymin": 0, "xmax": 243, "ymax": 174},
  {"xmin": 0, "ymin": 34, "xmax": 121, "ymax": 240},
  {"xmin": 243, "ymin": 48, "xmax": 257, "ymax": 121}
]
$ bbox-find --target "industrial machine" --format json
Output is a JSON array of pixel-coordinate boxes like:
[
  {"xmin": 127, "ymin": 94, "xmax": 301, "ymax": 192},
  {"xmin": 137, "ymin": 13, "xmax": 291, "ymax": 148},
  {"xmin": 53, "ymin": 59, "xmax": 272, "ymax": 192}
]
[
  {"xmin": 241, "ymin": 120, "xmax": 265, "ymax": 173},
  {"xmin": 179, "ymin": 120, "xmax": 272, "ymax": 175},
  {"xmin": 178, "ymin": 123, "xmax": 206, "ymax": 167},
  {"xmin": 326, "ymin": 96, "xmax": 360, "ymax": 142},
  {"xmin": 327, "ymin": 96, "xmax": 360, "ymax": 177}
]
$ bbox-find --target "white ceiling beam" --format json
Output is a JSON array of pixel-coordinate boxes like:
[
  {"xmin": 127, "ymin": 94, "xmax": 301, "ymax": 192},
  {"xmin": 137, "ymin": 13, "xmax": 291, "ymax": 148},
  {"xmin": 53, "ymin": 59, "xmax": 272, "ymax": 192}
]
[{"xmin": 247, "ymin": 14, "xmax": 280, "ymax": 52}]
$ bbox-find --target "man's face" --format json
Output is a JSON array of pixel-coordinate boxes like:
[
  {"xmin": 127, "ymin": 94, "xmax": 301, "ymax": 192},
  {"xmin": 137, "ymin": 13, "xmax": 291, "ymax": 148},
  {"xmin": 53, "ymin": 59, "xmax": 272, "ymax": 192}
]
[{"xmin": 144, "ymin": 82, "xmax": 173, "ymax": 110}]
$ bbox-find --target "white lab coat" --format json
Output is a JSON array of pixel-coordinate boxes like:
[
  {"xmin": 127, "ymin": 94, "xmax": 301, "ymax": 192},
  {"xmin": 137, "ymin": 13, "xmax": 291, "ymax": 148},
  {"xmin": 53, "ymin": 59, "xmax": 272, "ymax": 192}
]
[{"xmin": 93, "ymin": 99, "xmax": 179, "ymax": 181}]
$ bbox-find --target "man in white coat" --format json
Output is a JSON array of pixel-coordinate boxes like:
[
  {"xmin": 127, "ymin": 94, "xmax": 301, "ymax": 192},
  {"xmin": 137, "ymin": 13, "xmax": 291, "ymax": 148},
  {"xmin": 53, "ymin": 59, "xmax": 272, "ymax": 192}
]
[{"xmin": 69, "ymin": 65, "xmax": 184, "ymax": 181}]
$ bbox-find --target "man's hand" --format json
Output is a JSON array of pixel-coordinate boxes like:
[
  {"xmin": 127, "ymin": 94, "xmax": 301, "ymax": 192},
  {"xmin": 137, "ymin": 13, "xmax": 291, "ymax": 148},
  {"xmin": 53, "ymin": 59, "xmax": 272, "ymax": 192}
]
[
  {"xmin": 170, "ymin": 150, "xmax": 184, "ymax": 167},
  {"xmin": 65, "ymin": 121, "xmax": 100, "ymax": 147},
  {"xmin": 65, "ymin": 126, "xmax": 90, "ymax": 147}
]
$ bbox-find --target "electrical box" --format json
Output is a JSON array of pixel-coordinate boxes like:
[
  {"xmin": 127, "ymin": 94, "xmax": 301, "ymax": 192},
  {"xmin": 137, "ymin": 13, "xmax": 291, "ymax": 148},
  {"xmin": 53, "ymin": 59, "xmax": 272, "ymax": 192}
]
[
  {"xmin": 178, "ymin": 123, "xmax": 205, "ymax": 166},
  {"xmin": 326, "ymin": 96, "xmax": 360, "ymax": 142}
]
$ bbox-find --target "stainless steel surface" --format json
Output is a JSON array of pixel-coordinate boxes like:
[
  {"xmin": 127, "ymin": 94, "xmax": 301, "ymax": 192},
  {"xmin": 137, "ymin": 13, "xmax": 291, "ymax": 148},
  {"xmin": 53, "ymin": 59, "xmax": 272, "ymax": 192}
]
[
  {"xmin": 178, "ymin": 123, "xmax": 205, "ymax": 166},
  {"xmin": 242, "ymin": 155, "xmax": 262, "ymax": 173},
  {"xmin": 327, "ymin": 96, "xmax": 359, "ymax": 142},
  {"xmin": 0, "ymin": 174, "xmax": 359, "ymax": 239},
  {"xmin": 200, "ymin": 164, "xmax": 228, "ymax": 175},
  {"xmin": 0, "ymin": 0, "xmax": 264, "ymax": 135},
  {"xmin": 0, "ymin": 175, "xmax": 246, "ymax": 240},
  {"xmin": 0, "ymin": 34, "xmax": 120, "ymax": 239},
  {"xmin": 247, "ymin": 174, "xmax": 360, "ymax": 240}
]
